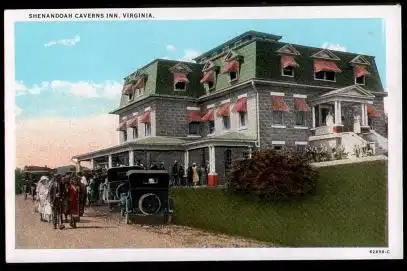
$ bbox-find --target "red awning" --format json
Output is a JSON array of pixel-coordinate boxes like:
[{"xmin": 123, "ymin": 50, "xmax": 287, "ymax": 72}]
[
  {"xmin": 116, "ymin": 121, "xmax": 127, "ymax": 131},
  {"xmin": 122, "ymin": 84, "xmax": 132, "ymax": 94},
  {"xmin": 271, "ymin": 96, "xmax": 289, "ymax": 112},
  {"xmin": 313, "ymin": 59, "xmax": 342, "ymax": 73},
  {"xmin": 139, "ymin": 111, "xmax": 151, "ymax": 123},
  {"xmin": 174, "ymin": 73, "xmax": 189, "ymax": 84},
  {"xmin": 353, "ymin": 65, "xmax": 371, "ymax": 78},
  {"xmin": 134, "ymin": 78, "xmax": 144, "ymax": 89},
  {"xmin": 367, "ymin": 105, "xmax": 380, "ymax": 117},
  {"xmin": 280, "ymin": 55, "xmax": 299, "ymax": 69},
  {"xmin": 232, "ymin": 97, "xmax": 247, "ymax": 113},
  {"xmin": 222, "ymin": 60, "xmax": 239, "ymax": 73},
  {"xmin": 294, "ymin": 98, "xmax": 310, "ymax": 112},
  {"xmin": 201, "ymin": 109, "xmax": 214, "ymax": 121},
  {"xmin": 200, "ymin": 71, "xmax": 214, "ymax": 83},
  {"xmin": 188, "ymin": 111, "xmax": 202, "ymax": 123},
  {"xmin": 217, "ymin": 103, "xmax": 230, "ymax": 117},
  {"xmin": 127, "ymin": 116, "xmax": 138, "ymax": 128}
]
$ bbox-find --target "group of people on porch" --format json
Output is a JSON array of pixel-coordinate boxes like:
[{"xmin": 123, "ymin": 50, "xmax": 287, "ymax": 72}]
[
  {"xmin": 170, "ymin": 160, "xmax": 209, "ymax": 187},
  {"xmin": 112, "ymin": 159, "xmax": 210, "ymax": 187}
]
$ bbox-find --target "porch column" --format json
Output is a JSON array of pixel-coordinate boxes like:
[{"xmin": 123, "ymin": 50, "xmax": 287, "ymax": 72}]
[
  {"xmin": 361, "ymin": 103, "xmax": 368, "ymax": 126},
  {"xmin": 207, "ymin": 145, "xmax": 217, "ymax": 187},
  {"xmin": 312, "ymin": 106, "xmax": 316, "ymax": 128},
  {"xmin": 248, "ymin": 146, "xmax": 253, "ymax": 159},
  {"xmin": 90, "ymin": 159, "xmax": 94, "ymax": 170},
  {"xmin": 334, "ymin": 100, "xmax": 342, "ymax": 124},
  {"xmin": 75, "ymin": 161, "xmax": 81, "ymax": 173},
  {"xmin": 108, "ymin": 154, "xmax": 113, "ymax": 169},
  {"xmin": 184, "ymin": 151, "xmax": 189, "ymax": 174},
  {"xmin": 129, "ymin": 150, "xmax": 134, "ymax": 166}
]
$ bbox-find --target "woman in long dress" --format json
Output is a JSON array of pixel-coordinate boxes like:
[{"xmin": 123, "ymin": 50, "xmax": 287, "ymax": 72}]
[{"xmin": 326, "ymin": 111, "xmax": 334, "ymax": 128}]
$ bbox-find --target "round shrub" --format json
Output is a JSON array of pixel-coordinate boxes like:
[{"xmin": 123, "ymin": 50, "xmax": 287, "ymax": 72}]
[{"xmin": 226, "ymin": 150, "xmax": 319, "ymax": 202}]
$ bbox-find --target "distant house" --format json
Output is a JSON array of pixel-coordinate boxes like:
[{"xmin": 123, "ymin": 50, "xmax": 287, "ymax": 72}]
[
  {"xmin": 55, "ymin": 165, "xmax": 77, "ymax": 175},
  {"xmin": 72, "ymin": 30, "xmax": 388, "ymax": 185},
  {"xmin": 23, "ymin": 165, "xmax": 54, "ymax": 173}
]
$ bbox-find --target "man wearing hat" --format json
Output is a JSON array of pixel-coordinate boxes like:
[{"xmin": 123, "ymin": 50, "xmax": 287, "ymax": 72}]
[{"xmin": 49, "ymin": 174, "xmax": 65, "ymax": 230}]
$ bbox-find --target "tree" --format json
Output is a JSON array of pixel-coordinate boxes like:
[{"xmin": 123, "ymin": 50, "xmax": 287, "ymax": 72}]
[{"xmin": 15, "ymin": 168, "xmax": 24, "ymax": 195}]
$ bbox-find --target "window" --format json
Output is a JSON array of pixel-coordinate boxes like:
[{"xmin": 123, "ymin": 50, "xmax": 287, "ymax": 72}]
[
  {"xmin": 135, "ymin": 88, "xmax": 140, "ymax": 97},
  {"xmin": 207, "ymin": 81, "xmax": 214, "ymax": 89},
  {"xmin": 295, "ymin": 111, "xmax": 306, "ymax": 126},
  {"xmin": 314, "ymin": 71, "xmax": 336, "ymax": 81},
  {"xmin": 272, "ymin": 145, "xmax": 283, "ymax": 151},
  {"xmin": 224, "ymin": 149, "xmax": 232, "ymax": 173},
  {"xmin": 175, "ymin": 81, "xmax": 186, "ymax": 91},
  {"xmin": 128, "ymin": 89, "xmax": 134, "ymax": 101},
  {"xmin": 282, "ymin": 66, "xmax": 294, "ymax": 77},
  {"xmin": 145, "ymin": 123, "xmax": 151, "ymax": 136},
  {"xmin": 132, "ymin": 128, "xmax": 138, "ymax": 139},
  {"xmin": 222, "ymin": 116, "xmax": 230, "ymax": 130},
  {"xmin": 229, "ymin": 71, "xmax": 237, "ymax": 82},
  {"xmin": 239, "ymin": 111, "xmax": 247, "ymax": 128},
  {"xmin": 355, "ymin": 75, "xmax": 365, "ymax": 85},
  {"xmin": 188, "ymin": 122, "xmax": 200, "ymax": 135},
  {"xmin": 123, "ymin": 130, "xmax": 128, "ymax": 141},
  {"xmin": 296, "ymin": 145, "xmax": 306, "ymax": 153},
  {"xmin": 208, "ymin": 120, "xmax": 215, "ymax": 134},
  {"xmin": 272, "ymin": 111, "xmax": 283, "ymax": 125}
]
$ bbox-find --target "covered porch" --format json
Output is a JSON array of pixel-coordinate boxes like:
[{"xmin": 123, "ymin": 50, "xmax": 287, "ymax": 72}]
[
  {"xmin": 71, "ymin": 136, "xmax": 187, "ymax": 172},
  {"xmin": 183, "ymin": 132, "xmax": 256, "ymax": 186},
  {"xmin": 309, "ymin": 85, "xmax": 377, "ymax": 136}
]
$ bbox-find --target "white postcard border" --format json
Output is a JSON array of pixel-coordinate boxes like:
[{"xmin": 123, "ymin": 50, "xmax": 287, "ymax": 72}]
[{"xmin": 5, "ymin": 5, "xmax": 403, "ymax": 262}]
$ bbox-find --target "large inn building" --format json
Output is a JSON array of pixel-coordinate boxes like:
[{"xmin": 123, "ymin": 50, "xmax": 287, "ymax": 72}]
[{"xmin": 72, "ymin": 30, "xmax": 388, "ymax": 185}]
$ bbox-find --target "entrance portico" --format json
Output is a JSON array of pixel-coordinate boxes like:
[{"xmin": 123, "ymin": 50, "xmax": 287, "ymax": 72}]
[{"xmin": 309, "ymin": 85, "xmax": 376, "ymax": 136}]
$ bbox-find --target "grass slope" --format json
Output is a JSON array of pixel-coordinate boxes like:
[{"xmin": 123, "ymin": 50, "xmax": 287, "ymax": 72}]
[{"xmin": 170, "ymin": 160, "xmax": 388, "ymax": 247}]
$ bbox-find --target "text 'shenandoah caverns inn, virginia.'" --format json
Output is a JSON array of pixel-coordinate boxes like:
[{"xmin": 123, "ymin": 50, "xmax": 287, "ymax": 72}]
[{"xmin": 72, "ymin": 30, "xmax": 388, "ymax": 186}]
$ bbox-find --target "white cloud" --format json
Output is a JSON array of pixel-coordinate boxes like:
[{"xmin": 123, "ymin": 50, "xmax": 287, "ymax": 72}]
[
  {"xmin": 15, "ymin": 80, "xmax": 27, "ymax": 95},
  {"xmin": 321, "ymin": 42, "xmax": 347, "ymax": 52},
  {"xmin": 15, "ymin": 105, "xmax": 22, "ymax": 116},
  {"xmin": 44, "ymin": 34, "xmax": 81, "ymax": 47},
  {"xmin": 15, "ymin": 80, "xmax": 122, "ymax": 100},
  {"xmin": 166, "ymin": 44, "xmax": 176, "ymax": 52},
  {"xmin": 181, "ymin": 49, "xmax": 200, "ymax": 62},
  {"xmin": 161, "ymin": 56, "xmax": 170, "ymax": 60},
  {"xmin": 101, "ymin": 81, "xmax": 123, "ymax": 99}
]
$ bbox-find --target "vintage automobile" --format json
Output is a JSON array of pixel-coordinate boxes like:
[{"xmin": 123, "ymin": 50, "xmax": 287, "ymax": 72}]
[
  {"xmin": 103, "ymin": 166, "xmax": 145, "ymax": 206},
  {"xmin": 119, "ymin": 169, "xmax": 174, "ymax": 225},
  {"xmin": 23, "ymin": 170, "xmax": 53, "ymax": 201}
]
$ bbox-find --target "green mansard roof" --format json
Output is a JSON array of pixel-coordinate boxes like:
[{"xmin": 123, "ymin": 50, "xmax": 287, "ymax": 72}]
[{"xmin": 115, "ymin": 30, "xmax": 384, "ymax": 112}]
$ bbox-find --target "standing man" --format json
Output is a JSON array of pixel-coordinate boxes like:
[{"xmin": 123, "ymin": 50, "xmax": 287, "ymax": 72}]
[
  {"xmin": 49, "ymin": 174, "xmax": 65, "ymax": 230},
  {"xmin": 171, "ymin": 161, "xmax": 179, "ymax": 186}
]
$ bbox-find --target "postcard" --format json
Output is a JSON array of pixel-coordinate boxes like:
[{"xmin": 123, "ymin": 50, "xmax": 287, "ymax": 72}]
[{"xmin": 4, "ymin": 6, "xmax": 403, "ymax": 262}]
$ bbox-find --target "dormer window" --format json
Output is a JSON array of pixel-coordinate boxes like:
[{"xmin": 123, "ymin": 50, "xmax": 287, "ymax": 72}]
[
  {"xmin": 170, "ymin": 63, "xmax": 192, "ymax": 92},
  {"xmin": 312, "ymin": 49, "xmax": 342, "ymax": 82},
  {"xmin": 222, "ymin": 51, "xmax": 240, "ymax": 83},
  {"xmin": 280, "ymin": 55, "xmax": 299, "ymax": 77},
  {"xmin": 201, "ymin": 61, "xmax": 218, "ymax": 92},
  {"xmin": 174, "ymin": 73, "xmax": 188, "ymax": 91},
  {"xmin": 313, "ymin": 59, "xmax": 342, "ymax": 82},
  {"xmin": 353, "ymin": 64, "xmax": 371, "ymax": 85}
]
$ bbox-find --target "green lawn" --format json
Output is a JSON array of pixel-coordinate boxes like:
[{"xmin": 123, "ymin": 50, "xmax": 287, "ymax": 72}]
[{"xmin": 169, "ymin": 160, "xmax": 388, "ymax": 247}]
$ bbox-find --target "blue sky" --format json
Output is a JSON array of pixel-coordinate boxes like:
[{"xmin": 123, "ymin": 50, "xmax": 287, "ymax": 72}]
[{"xmin": 14, "ymin": 18, "xmax": 386, "ymax": 120}]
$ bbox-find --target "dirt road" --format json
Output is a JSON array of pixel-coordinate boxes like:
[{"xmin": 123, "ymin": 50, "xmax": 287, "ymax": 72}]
[{"xmin": 15, "ymin": 195, "xmax": 272, "ymax": 249}]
